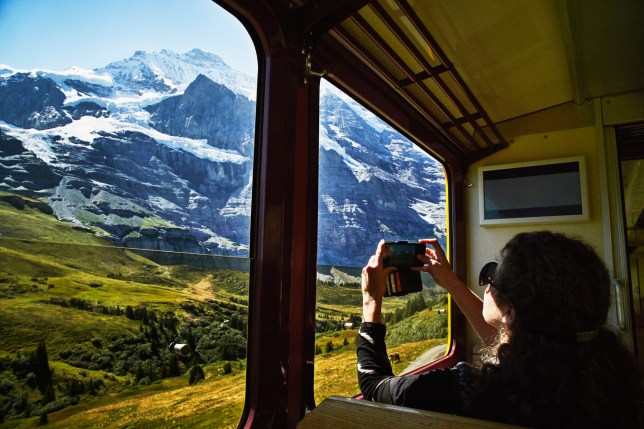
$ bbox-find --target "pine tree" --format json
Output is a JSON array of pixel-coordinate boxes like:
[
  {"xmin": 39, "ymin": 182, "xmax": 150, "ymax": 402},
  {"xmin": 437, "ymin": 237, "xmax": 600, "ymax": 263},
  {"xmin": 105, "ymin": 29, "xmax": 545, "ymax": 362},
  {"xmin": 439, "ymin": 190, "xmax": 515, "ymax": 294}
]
[{"xmin": 33, "ymin": 342, "xmax": 53, "ymax": 394}]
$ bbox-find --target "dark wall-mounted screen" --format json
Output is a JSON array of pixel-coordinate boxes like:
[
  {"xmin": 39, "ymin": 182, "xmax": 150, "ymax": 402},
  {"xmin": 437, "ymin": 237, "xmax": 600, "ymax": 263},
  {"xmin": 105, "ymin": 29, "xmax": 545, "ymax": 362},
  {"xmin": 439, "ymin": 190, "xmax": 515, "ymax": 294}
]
[{"xmin": 478, "ymin": 157, "xmax": 589, "ymax": 226}]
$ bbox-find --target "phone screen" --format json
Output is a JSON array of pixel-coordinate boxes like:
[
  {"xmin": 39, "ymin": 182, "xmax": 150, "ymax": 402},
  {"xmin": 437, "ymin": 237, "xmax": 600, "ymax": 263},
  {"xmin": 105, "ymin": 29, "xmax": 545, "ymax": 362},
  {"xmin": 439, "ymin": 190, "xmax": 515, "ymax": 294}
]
[{"xmin": 383, "ymin": 242, "xmax": 425, "ymax": 267}]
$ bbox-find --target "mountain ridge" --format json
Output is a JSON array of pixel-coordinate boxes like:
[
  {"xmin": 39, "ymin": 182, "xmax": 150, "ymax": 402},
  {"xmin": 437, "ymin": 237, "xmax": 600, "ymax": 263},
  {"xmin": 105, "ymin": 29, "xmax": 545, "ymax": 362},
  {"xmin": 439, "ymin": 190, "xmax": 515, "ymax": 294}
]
[{"xmin": 0, "ymin": 48, "xmax": 445, "ymax": 267}]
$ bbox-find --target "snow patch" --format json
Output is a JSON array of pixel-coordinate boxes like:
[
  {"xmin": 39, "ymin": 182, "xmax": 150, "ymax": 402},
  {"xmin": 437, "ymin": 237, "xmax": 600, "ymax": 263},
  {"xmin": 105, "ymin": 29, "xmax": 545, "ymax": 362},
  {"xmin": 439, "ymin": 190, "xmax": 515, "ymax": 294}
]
[{"xmin": 1, "ymin": 117, "xmax": 248, "ymax": 165}]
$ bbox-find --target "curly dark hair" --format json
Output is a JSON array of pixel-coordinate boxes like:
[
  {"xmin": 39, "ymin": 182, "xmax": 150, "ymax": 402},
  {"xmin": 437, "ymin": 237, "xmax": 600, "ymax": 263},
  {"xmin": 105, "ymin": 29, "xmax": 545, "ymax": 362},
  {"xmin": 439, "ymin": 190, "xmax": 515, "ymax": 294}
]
[{"xmin": 476, "ymin": 231, "xmax": 641, "ymax": 428}]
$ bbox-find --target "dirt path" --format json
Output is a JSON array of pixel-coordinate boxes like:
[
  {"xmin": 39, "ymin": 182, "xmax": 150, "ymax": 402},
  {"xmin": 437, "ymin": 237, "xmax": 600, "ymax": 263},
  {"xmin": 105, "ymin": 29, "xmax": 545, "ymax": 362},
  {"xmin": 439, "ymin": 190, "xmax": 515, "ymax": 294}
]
[{"xmin": 188, "ymin": 275, "xmax": 216, "ymax": 301}]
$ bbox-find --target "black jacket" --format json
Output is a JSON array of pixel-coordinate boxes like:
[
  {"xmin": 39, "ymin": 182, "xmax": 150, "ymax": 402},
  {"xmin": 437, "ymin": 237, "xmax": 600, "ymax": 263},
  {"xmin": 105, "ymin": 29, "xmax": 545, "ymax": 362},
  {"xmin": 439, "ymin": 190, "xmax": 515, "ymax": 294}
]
[
  {"xmin": 357, "ymin": 322, "xmax": 642, "ymax": 429},
  {"xmin": 356, "ymin": 322, "xmax": 510, "ymax": 424}
]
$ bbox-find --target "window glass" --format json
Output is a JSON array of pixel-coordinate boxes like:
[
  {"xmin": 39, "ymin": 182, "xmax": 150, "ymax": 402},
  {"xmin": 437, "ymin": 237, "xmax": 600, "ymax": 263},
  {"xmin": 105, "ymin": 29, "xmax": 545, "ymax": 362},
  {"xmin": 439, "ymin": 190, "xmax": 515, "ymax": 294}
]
[
  {"xmin": 0, "ymin": 1, "xmax": 256, "ymax": 427},
  {"xmin": 315, "ymin": 80, "xmax": 449, "ymax": 401}
]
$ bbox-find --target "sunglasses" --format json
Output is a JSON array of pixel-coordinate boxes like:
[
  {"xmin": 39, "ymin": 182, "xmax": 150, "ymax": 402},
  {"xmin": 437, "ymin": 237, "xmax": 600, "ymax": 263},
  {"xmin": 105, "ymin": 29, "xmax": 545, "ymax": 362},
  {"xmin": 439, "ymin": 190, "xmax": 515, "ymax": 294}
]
[{"xmin": 479, "ymin": 262, "xmax": 498, "ymax": 288}]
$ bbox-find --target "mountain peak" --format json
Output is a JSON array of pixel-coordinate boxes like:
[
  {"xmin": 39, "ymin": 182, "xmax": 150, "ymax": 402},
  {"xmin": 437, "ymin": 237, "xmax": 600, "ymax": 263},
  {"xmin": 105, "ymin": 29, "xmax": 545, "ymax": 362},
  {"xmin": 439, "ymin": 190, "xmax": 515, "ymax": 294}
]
[{"xmin": 97, "ymin": 49, "xmax": 256, "ymax": 99}]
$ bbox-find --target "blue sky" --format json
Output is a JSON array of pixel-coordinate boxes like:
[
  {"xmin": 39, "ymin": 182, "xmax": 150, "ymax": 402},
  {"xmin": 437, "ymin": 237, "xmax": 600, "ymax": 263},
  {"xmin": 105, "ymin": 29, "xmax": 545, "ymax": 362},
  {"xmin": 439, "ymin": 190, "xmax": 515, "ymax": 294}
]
[{"xmin": 0, "ymin": 0, "xmax": 257, "ymax": 75}]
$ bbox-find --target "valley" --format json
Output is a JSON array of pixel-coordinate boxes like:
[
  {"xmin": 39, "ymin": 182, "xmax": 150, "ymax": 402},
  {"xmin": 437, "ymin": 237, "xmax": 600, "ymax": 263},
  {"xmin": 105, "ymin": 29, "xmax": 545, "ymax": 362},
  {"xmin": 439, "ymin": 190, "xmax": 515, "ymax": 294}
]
[{"xmin": 0, "ymin": 195, "xmax": 447, "ymax": 427}]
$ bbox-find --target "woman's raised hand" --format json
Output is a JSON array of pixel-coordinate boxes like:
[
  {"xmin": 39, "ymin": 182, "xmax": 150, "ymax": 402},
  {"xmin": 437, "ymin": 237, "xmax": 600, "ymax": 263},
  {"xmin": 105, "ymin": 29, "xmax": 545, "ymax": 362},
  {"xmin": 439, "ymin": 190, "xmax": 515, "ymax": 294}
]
[{"xmin": 361, "ymin": 240, "xmax": 396, "ymax": 323}]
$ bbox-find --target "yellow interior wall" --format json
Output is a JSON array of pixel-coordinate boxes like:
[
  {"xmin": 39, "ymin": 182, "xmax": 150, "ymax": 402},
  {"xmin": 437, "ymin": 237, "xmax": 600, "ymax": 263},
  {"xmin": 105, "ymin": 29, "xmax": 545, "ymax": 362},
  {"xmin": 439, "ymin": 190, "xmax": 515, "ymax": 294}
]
[{"xmin": 463, "ymin": 126, "xmax": 605, "ymax": 354}]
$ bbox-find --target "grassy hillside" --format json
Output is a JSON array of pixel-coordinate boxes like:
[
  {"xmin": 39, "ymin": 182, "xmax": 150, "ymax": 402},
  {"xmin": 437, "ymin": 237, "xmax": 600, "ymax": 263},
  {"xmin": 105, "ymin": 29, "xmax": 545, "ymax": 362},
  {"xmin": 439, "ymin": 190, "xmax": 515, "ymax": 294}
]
[{"xmin": 0, "ymin": 195, "xmax": 251, "ymax": 426}]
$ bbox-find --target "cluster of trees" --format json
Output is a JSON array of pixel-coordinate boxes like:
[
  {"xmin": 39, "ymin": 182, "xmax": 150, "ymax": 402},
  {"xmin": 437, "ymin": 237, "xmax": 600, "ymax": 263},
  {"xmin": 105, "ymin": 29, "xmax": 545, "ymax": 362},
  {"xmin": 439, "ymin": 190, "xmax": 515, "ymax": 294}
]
[
  {"xmin": 55, "ymin": 300, "xmax": 248, "ymax": 383},
  {"xmin": 10, "ymin": 342, "xmax": 53, "ymax": 398},
  {"xmin": 0, "ymin": 297, "xmax": 250, "ymax": 424},
  {"xmin": 1, "ymin": 342, "xmax": 57, "ymax": 423},
  {"xmin": 312, "ymin": 292, "xmax": 448, "ymax": 357},
  {"xmin": 381, "ymin": 292, "xmax": 447, "ymax": 325},
  {"xmin": 374, "ymin": 292, "xmax": 449, "ymax": 346},
  {"xmin": 386, "ymin": 312, "xmax": 448, "ymax": 346},
  {"xmin": 314, "ymin": 337, "xmax": 351, "ymax": 355},
  {"xmin": 47, "ymin": 297, "xmax": 185, "ymax": 329},
  {"xmin": 315, "ymin": 312, "xmax": 360, "ymax": 333},
  {"xmin": 180, "ymin": 300, "xmax": 248, "ymax": 362},
  {"xmin": 0, "ymin": 340, "xmax": 108, "ymax": 424},
  {"xmin": 315, "ymin": 319, "xmax": 344, "ymax": 332},
  {"xmin": 52, "ymin": 305, "xmax": 183, "ymax": 384},
  {"xmin": 315, "ymin": 290, "xmax": 447, "ymax": 337},
  {"xmin": 48, "ymin": 297, "xmax": 125, "ymax": 317}
]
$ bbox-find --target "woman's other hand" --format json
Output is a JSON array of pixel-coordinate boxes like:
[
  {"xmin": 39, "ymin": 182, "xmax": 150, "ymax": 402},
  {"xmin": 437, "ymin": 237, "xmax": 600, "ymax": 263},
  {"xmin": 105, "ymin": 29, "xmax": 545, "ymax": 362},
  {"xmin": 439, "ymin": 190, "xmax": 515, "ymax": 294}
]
[
  {"xmin": 414, "ymin": 238, "xmax": 460, "ymax": 294},
  {"xmin": 415, "ymin": 238, "xmax": 498, "ymax": 342}
]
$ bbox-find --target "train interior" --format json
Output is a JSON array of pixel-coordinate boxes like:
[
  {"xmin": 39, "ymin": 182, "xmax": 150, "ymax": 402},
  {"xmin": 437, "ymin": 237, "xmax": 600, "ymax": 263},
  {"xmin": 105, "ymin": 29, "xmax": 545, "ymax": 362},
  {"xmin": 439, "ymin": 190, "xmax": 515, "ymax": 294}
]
[
  {"xmin": 226, "ymin": 0, "xmax": 644, "ymax": 425},
  {"xmin": 294, "ymin": 0, "xmax": 644, "ymax": 364}
]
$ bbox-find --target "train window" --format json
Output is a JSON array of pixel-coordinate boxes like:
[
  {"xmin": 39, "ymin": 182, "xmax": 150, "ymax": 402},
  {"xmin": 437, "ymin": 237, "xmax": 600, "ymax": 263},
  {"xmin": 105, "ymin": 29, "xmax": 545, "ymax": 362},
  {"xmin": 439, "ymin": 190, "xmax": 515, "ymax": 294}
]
[
  {"xmin": 314, "ymin": 80, "xmax": 449, "ymax": 402},
  {"xmin": 0, "ymin": 1, "xmax": 256, "ymax": 427}
]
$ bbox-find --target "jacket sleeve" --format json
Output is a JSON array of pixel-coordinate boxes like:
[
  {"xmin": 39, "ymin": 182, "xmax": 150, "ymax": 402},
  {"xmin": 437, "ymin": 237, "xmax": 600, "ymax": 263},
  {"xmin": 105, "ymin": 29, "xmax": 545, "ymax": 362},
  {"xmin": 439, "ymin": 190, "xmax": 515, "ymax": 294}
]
[{"xmin": 356, "ymin": 322, "xmax": 460, "ymax": 414}]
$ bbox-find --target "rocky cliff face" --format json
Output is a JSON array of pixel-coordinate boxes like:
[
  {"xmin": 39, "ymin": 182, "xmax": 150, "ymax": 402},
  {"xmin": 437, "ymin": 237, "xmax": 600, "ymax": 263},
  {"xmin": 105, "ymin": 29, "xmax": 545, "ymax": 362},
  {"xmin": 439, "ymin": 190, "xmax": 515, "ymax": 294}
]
[
  {"xmin": 0, "ymin": 49, "xmax": 445, "ymax": 267},
  {"xmin": 145, "ymin": 74, "xmax": 255, "ymax": 157},
  {"xmin": 316, "ymin": 88, "xmax": 446, "ymax": 266},
  {"xmin": 0, "ymin": 73, "xmax": 71, "ymax": 130}
]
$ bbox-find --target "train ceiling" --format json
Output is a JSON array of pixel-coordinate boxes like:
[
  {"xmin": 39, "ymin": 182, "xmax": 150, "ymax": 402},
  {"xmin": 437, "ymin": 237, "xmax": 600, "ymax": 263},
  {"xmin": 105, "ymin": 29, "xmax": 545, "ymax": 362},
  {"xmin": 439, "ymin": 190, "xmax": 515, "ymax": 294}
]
[{"xmin": 305, "ymin": 0, "xmax": 644, "ymax": 164}]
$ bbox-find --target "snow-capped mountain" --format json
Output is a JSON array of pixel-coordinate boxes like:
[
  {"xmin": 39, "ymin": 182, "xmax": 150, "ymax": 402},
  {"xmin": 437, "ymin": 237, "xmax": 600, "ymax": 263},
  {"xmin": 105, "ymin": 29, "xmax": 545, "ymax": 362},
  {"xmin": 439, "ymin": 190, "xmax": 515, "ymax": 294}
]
[
  {"xmin": 97, "ymin": 49, "xmax": 257, "ymax": 100},
  {"xmin": 0, "ymin": 49, "xmax": 444, "ymax": 267}
]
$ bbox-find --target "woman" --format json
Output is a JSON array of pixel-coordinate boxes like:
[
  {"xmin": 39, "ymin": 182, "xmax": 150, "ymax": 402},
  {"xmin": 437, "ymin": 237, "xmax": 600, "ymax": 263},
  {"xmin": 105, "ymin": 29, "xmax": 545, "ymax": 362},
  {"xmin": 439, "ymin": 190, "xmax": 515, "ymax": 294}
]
[{"xmin": 358, "ymin": 231, "xmax": 641, "ymax": 428}]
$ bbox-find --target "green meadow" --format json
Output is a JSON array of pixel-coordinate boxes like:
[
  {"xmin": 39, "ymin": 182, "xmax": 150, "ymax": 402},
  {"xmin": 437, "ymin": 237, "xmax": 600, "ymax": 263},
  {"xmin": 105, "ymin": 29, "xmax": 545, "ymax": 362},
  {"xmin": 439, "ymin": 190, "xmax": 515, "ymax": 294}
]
[{"xmin": 0, "ymin": 193, "xmax": 447, "ymax": 427}]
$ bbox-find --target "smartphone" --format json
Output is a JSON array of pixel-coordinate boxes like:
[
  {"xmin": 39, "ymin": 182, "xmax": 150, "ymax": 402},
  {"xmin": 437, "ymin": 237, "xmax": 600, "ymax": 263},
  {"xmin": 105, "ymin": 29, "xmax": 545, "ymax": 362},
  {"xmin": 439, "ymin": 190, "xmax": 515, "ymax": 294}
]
[{"xmin": 382, "ymin": 241, "xmax": 425, "ymax": 296}]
